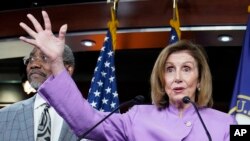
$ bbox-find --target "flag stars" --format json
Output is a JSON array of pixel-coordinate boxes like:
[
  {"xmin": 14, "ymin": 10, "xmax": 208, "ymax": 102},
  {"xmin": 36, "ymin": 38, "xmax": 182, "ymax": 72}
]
[
  {"xmin": 101, "ymin": 46, "xmax": 105, "ymax": 52},
  {"xmin": 112, "ymin": 91, "xmax": 118, "ymax": 98},
  {"xmin": 97, "ymin": 80, "xmax": 103, "ymax": 87},
  {"xmin": 104, "ymin": 61, "xmax": 110, "ymax": 68},
  {"xmin": 99, "ymin": 108, "xmax": 105, "ymax": 112},
  {"xmin": 105, "ymin": 87, "xmax": 111, "ymax": 94},
  {"xmin": 101, "ymin": 71, "xmax": 107, "ymax": 77},
  {"xmin": 107, "ymin": 50, "xmax": 113, "ymax": 57},
  {"xmin": 91, "ymin": 77, "xmax": 95, "ymax": 82},
  {"xmin": 171, "ymin": 35, "xmax": 176, "ymax": 41},
  {"xmin": 104, "ymin": 36, "xmax": 109, "ymax": 42},
  {"xmin": 97, "ymin": 56, "xmax": 102, "ymax": 62},
  {"xmin": 94, "ymin": 90, "xmax": 100, "ymax": 97},
  {"xmin": 87, "ymin": 31, "xmax": 119, "ymax": 113},
  {"xmin": 110, "ymin": 102, "xmax": 116, "ymax": 108},
  {"xmin": 94, "ymin": 67, "xmax": 98, "ymax": 72},
  {"xmin": 109, "ymin": 76, "xmax": 115, "ymax": 83},
  {"xmin": 90, "ymin": 101, "xmax": 97, "ymax": 108},
  {"xmin": 102, "ymin": 98, "xmax": 108, "ymax": 104}
]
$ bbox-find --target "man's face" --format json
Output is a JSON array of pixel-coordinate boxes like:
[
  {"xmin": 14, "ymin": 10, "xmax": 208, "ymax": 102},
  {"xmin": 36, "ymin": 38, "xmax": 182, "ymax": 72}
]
[{"xmin": 25, "ymin": 48, "xmax": 52, "ymax": 90}]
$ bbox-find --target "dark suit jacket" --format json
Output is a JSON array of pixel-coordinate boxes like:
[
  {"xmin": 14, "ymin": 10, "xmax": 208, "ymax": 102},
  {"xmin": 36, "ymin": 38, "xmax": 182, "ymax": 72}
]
[{"xmin": 0, "ymin": 95, "xmax": 78, "ymax": 141}]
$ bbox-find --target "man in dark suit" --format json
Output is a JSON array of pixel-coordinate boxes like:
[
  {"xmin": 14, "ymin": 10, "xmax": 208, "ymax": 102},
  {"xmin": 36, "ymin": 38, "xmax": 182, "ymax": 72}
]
[{"xmin": 0, "ymin": 44, "xmax": 82, "ymax": 141}]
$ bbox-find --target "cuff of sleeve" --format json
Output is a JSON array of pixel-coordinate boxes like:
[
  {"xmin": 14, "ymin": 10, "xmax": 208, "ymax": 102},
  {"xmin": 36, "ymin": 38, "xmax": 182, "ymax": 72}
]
[{"xmin": 38, "ymin": 68, "xmax": 88, "ymax": 135}]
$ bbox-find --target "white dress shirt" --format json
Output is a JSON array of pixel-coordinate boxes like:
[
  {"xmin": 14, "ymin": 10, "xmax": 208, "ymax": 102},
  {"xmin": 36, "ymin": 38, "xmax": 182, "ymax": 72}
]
[{"xmin": 34, "ymin": 93, "xmax": 63, "ymax": 141}]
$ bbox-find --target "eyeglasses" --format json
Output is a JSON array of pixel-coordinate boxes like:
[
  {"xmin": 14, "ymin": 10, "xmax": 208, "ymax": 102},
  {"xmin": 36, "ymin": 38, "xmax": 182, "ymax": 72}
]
[{"xmin": 23, "ymin": 55, "xmax": 49, "ymax": 65}]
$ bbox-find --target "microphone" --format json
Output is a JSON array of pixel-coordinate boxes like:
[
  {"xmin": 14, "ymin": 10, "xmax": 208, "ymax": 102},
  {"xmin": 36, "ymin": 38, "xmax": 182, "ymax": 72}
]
[
  {"xmin": 182, "ymin": 96, "xmax": 212, "ymax": 141},
  {"xmin": 78, "ymin": 95, "xmax": 145, "ymax": 140}
]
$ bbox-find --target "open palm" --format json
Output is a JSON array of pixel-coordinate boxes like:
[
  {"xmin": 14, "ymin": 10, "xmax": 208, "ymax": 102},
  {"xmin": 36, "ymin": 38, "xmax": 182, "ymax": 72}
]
[{"xmin": 19, "ymin": 11, "xmax": 67, "ymax": 64}]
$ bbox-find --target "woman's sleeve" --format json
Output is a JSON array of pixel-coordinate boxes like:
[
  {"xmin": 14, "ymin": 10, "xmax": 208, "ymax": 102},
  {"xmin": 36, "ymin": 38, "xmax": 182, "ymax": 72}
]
[
  {"xmin": 38, "ymin": 69, "xmax": 139, "ymax": 140},
  {"xmin": 38, "ymin": 69, "xmax": 105, "ymax": 138}
]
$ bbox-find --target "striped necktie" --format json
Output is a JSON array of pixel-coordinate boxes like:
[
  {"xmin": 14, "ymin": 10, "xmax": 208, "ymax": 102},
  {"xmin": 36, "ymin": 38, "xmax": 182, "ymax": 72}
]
[{"xmin": 37, "ymin": 103, "xmax": 51, "ymax": 141}]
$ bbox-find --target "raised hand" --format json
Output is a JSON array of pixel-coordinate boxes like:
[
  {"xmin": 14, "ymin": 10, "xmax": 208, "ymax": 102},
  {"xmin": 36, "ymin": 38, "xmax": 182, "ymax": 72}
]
[{"xmin": 19, "ymin": 10, "xmax": 67, "ymax": 74}]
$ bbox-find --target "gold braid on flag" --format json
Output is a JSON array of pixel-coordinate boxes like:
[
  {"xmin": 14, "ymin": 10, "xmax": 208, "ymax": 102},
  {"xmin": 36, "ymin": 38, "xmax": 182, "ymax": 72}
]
[
  {"xmin": 248, "ymin": 5, "xmax": 250, "ymax": 13},
  {"xmin": 170, "ymin": 4, "xmax": 181, "ymax": 39},
  {"xmin": 108, "ymin": 7, "xmax": 118, "ymax": 51}
]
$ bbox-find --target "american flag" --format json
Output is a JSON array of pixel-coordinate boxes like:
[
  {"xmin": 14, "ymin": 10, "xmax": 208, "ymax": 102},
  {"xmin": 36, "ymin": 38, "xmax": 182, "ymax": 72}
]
[
  {"xmin": 169, "ymin": 25, "xmax": 180, "ymax": 44},
  {"xmin": 169, "ymin": 2, "xmax": 181, "ymax": 44},
  {"xmin": 87, "ymin": 29, "xmax": 120, "ymax": 112}
]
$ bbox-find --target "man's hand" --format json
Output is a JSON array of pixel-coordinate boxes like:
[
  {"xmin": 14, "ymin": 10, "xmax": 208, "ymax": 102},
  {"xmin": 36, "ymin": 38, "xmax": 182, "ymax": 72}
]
[{"xmin": 19, "ymin": 10, "xmax": 67, "ymax": 74}]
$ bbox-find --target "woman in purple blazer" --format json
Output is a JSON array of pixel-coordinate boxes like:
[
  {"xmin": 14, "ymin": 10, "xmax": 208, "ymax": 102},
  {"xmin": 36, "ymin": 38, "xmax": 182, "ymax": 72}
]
[{"xmin": 19, "ymin": 11, "xmax": 237, "ymax": 141}]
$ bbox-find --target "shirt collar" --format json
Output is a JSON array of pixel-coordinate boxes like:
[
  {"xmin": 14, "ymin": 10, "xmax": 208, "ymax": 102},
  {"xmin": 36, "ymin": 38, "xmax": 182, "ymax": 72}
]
[{"xmin": 34, "ymin": 93, "xmax": 47, "ymax": 109}]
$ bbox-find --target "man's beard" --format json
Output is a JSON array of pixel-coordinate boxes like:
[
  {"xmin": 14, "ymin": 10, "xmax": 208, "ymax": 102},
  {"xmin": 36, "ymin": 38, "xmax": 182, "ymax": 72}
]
[{"xmin": 29, "ymin": 80, "xmax": 42, "ymax": 90}]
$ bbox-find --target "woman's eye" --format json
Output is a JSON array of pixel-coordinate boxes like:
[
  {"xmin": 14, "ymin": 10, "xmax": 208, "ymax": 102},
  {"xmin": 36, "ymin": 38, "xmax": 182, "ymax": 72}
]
[
  {"xmin": 166, "ymin": 67, "xmax": 174, "ymax": 72},
  {"xmin": 183, "ymin": 66, "xmax": 191, "ymax": 72}
]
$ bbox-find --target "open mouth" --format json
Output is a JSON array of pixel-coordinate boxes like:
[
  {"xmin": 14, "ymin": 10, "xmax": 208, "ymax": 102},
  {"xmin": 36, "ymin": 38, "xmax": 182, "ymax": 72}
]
[{"xmin": 173, "ymin": 87, "xmax": 184, "ymax": 93}]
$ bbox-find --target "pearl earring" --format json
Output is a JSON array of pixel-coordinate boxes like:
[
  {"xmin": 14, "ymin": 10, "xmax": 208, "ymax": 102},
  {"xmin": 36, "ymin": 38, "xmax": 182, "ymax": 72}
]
[{"xmin": 197, "ymin": 87, "xmax": 201, "ymax": 91}]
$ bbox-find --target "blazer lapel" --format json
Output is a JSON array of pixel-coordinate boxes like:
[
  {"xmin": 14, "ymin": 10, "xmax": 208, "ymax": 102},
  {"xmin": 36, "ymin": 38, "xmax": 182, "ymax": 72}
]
[
  {"xmin": 15, "ymin": 95, "xmax": 78, "ymax": 141},
  {"xmin": 17, "ymin": 96, "xmax": 35, "ymax": 141}
]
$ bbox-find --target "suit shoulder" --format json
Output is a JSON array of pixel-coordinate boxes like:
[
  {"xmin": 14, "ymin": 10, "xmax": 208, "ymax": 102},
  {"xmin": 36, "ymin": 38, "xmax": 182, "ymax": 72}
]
[
  {"xmin": 127, "ymin": 104, "xmax": 160, "ymax": 115},
  {"xmin": 201, "ymin": 108, "xmax": 236, "ymax": 123},
  {"xmin": 0, "ymin": 96, "xmax": 34, "ymax": 112}
]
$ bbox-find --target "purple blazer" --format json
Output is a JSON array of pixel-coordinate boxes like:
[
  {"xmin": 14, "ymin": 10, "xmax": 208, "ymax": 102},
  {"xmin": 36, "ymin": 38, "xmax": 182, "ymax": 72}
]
[{"xmin": 39, "ymin": 69, "xmax": 237, "ymax": 141}]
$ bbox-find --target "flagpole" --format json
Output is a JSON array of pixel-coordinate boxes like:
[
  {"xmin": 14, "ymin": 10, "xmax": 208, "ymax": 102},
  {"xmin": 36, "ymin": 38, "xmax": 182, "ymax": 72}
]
[
  {"xmin": 113, "ymin": 0, "xmax": 119, "ymax": 12},
  {"xmin": 173, "ymin": 0, "xmax": 176, "ymax": 21},
  {"xmin": 108, "ymin": 0, "xmax": 119, "ymax": 51}
]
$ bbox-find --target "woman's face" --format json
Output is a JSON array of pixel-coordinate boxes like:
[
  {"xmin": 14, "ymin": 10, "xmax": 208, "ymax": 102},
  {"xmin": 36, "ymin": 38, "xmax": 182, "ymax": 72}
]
[{"xmin": 164, "ymin": 50, "xmax": 200, "ymax": 105}]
